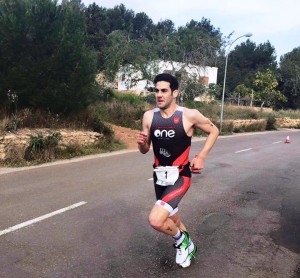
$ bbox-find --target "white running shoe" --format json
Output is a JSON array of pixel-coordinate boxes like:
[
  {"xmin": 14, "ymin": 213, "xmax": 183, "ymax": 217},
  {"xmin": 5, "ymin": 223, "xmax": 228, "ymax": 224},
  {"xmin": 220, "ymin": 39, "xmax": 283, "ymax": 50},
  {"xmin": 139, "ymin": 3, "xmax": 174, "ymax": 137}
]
[
  {"xmin": 174, "ymin": 231, "xmax": 190, "ymax": 264},
  {"xmin": 180, "ymin": 241, "xmax": 197, "ymax": 268}
]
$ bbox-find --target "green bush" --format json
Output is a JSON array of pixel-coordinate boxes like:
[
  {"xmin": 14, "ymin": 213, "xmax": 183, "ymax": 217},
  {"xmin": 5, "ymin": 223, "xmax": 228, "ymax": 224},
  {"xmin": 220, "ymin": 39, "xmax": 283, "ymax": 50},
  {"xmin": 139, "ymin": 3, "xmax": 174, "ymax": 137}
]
[
  {"xmin": 275, "ymin": 109, "xmax": 300, "ymax": 119},
  {"xmin": 55, "ymin": 139, "xmax": 124, "ymax": 160},
  {"xmin": 144, "ymin": 93, "xmax": 156, "ymax": 105},
  {"xmin": 28, "ymin": 134, "xmax": 45, "ymax": 153},
  {"xmin": 223, "ymin": 106, "xmax": 260, "ymax": 120},
  {"xmin": 92, "ymin": 119, "xmax": 114, "ymax": 138},
  {"xmin": 98, "ymin": 86, "xmax": 115, "ymax": 101},
  {"xmin": 114, "ymin": 91, "xmax": 145, "ymax": 105},
  {"xmin": 266, "ymin": 114, "xmax": 277, "ymax": 130},
  {"xmin": 24, "ymin": 132, "xmax": 62, "ymax": 161},
  {"xmin": 56, "ymin": 144, "xmax": 87, "ymax": 159},
  {"xmin": 91, "ymin": 99, "xmax": 145, "ymax": 129},
  {"xmin": 247, "ymin": 110, "xmax": 259, "ymax": 119},
  {"xmin": 244, "ymin": 121, "xmax": 266, "ymax": 132},
  {"xmin": 221, "ymin": 121, "xmax": 234, "ymax": 134},
  {"xmin": 233, "ymin": 126, "xmax": 242, "ymax": 133}
]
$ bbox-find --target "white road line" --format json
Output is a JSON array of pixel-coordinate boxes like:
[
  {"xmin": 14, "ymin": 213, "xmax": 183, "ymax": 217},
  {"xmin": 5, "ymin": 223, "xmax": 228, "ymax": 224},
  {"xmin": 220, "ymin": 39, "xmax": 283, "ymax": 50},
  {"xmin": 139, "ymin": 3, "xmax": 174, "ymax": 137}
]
[
  {"xmin": 148, "ymin": 178, "xmax": 153, "ymax": 181},
  {"xmin": 235, "ymin": 148, "xmax": 253, "ymax": 153},
  {"xmin": 0, "ymin": 201, "xmax": 87, "ymax": 237},
  {"xmin": 272, "ymin": 141, "xmax": 283, "ymax": 144}
]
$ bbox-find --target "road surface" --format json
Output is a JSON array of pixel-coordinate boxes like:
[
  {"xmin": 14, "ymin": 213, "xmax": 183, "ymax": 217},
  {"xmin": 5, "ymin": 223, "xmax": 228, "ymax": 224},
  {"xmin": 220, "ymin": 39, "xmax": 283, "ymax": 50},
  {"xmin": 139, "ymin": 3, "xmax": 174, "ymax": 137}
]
[{"xmin": 0, "ymin": 129, "xmax": 300, "ymax": 277}]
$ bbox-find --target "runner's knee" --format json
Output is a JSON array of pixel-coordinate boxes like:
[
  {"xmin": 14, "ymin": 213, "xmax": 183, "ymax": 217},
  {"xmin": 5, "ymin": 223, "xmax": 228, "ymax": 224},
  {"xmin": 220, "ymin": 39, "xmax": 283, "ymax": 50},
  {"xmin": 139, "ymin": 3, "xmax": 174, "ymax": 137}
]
[
  {"xmin": 148, "ymin": 214, "xmax": 164, "ymax": 230},
  {"xmin": 148, "ymin": 201, "xmax": 172, "ymax": 230}
]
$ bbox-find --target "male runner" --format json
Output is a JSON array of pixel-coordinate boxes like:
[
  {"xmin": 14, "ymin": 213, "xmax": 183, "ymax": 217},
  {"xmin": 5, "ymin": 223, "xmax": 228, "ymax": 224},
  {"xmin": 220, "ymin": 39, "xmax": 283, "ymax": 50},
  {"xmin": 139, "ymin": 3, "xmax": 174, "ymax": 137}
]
[{"xmin": 137, "ymin": 73, "xmax": 219, "ymax": 267}]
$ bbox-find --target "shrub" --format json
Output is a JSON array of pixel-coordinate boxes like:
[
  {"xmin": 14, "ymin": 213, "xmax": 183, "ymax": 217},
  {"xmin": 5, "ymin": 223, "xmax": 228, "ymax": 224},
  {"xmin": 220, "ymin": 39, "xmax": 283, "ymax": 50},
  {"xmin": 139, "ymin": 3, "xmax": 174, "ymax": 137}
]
[
  {"xmin": 223, "ymin": 106, "xmax": 260, "ymax": 120},
  {"xmin": 20, "ymin": 109, "xmax": 61, "ymax": 129},
  {"xmin": 55, "ymin": 138, "xmax": 124, "ymax": 160},
  {"xmin": 266, "ymin": 114, "xmax": 277, "ymax": 130},
  {"xmin": 28, "ymin": 134, "xmax": 45, "ymax": 153},
  {"xmin": 5, "ymin": 114, "xmax": 22, "ymax": 131},
  {"xmin": 220, "ymin": 121, "xmax": 234, "ymax": 134},
  {"xmin": 24, "ymin": 132, "xmax": 62, "ymax": 161},
  {"xmin": 96, "ymin": 137, "xmax": 122, "ymax": 151},
  {"xmin": 233, "ymin": 126, "xmax": 242, "ymax": 133},
  {"xmin": 98, "ymin": 86, "xmax": 115, "ymax": 101},
  {"xmin": 244, "ymin": 120, "xmax": 266, "ymax": 132},
  {"xmin": 144, "ymin": 93, "xmax": 156, "ymax": 105},
  {"xmin": 275, "ymin": 109, "xmax": 300, "ymax": 119},
  {"xmin": 91, "ymin": 99, "xmax": 145, "ymax": 129},
  {"xmin": 56, "ymin": 144, "xmax": 85, "ymax": 159},
  {"xmin": 247, "ymin": 110, "xmax": 259, "ymax": 119},
  {"xmin": 92, "ymin": 119, "xmax": 114, "ymax": 139},
  {"xmin": 114, "ymin": 91, "xmax": 145, "ymax": 105},
  {"xmin": 4, "ymin": 146, "xmax": 26, "ymax": 166}
]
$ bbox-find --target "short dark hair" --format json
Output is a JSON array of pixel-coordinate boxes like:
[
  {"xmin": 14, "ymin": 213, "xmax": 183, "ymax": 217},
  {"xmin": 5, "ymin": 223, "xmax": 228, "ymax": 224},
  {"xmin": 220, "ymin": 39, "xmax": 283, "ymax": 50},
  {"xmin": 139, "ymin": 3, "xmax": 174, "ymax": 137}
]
[{"xmin": 153, "ymin": 73, "xmax": 179, "ymax": 91}]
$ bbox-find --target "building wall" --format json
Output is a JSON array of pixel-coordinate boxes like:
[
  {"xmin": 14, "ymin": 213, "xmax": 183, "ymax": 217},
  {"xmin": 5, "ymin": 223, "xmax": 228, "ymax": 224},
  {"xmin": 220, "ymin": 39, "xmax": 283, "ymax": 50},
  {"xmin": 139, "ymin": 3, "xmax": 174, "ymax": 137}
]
[{"xmin": 117, "ymin": 61, "xmax": 218, "ymax": 92}]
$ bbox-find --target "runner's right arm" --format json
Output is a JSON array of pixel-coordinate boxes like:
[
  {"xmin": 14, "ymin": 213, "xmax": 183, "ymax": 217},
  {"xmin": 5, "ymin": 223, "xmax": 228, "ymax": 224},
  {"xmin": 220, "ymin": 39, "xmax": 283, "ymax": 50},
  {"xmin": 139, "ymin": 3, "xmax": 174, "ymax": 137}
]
[{"xmin": 137, "ymin": 111, "xmax": 152, "ymax": 154}]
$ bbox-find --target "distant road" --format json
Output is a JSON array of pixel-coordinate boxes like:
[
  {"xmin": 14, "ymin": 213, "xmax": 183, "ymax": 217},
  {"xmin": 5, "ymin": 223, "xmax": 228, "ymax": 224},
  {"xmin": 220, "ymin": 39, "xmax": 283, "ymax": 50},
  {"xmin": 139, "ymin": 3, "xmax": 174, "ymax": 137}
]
[{"xmin": 0, "ymin": 129, "xmax": 300, "ymax": 277}]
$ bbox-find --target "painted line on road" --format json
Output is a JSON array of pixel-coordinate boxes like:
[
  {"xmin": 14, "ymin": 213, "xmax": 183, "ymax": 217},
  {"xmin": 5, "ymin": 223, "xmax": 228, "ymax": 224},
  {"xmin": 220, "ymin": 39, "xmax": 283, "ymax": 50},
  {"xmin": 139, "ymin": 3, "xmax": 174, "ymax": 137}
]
[
  {"xmin": 235, "ymin": 140, "xmax": 285, "ymax": 152},
  {"xmin": 0, "ymin": 201, "xmax": 87, "ymax": 237},
  {"xmin": 235, "ymin": 148, "xmax": 253, "ymax": 153},
  {"xmin": 148, "ymin": 178, "xmax": 153, "ymax": 181},
  {"xmin": 272, "ymin": 141, "xmax": 283, "ymax": 144}
]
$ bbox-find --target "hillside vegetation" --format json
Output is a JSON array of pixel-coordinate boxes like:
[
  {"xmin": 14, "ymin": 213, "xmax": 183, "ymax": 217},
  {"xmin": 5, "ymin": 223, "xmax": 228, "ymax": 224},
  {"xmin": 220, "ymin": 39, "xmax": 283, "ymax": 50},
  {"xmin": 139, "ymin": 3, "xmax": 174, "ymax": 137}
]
[{"xmin": 1, "ymin": 89, "xmax": 300, "ymax": 167}]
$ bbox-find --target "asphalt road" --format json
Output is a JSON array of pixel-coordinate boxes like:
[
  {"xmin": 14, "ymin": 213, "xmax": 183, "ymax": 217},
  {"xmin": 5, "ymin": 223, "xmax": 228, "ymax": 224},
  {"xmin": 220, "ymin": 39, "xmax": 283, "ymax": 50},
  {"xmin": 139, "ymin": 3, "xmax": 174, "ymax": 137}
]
[{"xmin": 0, "ymin": 129, "xmax": 300, "ymax": 278}]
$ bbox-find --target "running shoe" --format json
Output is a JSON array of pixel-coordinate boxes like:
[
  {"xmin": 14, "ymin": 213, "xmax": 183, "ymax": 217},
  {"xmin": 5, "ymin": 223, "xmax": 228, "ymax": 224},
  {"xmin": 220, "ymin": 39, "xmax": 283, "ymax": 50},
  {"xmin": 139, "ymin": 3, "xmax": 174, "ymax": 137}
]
[
  {"xmin": 180, "ymin": 241, "xmax": 197, "ymax": 268},
  {"xmin": 174, "ymin": 231, "xmax": 190, "ymax": 264}
]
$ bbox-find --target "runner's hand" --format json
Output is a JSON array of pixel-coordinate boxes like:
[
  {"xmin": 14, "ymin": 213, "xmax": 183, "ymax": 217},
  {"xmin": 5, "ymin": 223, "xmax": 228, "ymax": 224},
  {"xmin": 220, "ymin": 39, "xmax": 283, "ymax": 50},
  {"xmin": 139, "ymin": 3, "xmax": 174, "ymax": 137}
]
[
  {"xmin": 137, "ymin": 131, "xmax": 148, "ymax": 146},
  {"xmin": 190, "ymin": 155, "xmax": 204, "ymax": 173}
]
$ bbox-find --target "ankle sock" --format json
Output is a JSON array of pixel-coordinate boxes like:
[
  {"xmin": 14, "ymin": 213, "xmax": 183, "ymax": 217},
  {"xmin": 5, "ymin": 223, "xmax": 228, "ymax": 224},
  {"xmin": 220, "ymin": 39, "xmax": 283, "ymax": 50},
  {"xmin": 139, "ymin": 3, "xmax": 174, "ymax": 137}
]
[{"xmin": 173, "ymin": 229, "xmax": 184, "ymax": 245}]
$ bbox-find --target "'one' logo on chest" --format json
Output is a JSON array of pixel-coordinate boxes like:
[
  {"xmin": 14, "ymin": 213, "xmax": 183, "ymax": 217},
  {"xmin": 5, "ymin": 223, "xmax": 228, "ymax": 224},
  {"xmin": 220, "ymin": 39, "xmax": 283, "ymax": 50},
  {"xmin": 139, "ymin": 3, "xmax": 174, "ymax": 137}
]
[{"xmin": 154, "ymin": 128, "xmax": 175, "ymax": 138}]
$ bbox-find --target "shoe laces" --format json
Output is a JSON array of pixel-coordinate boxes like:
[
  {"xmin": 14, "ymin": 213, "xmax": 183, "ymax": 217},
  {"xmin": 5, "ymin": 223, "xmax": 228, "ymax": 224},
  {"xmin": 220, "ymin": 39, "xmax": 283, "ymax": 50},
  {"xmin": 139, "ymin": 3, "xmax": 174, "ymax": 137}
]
[{"xmin": 174, "ymin": 241, "xmax": 188, "ymax": 251}]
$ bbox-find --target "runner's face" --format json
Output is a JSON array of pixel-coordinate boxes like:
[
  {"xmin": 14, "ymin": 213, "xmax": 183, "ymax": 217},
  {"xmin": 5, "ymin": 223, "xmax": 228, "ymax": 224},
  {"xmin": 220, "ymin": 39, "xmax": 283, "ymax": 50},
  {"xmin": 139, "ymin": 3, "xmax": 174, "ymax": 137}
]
[{"xmin": 155, "ymin": 81, "xmax": 178, "ymax": 109}]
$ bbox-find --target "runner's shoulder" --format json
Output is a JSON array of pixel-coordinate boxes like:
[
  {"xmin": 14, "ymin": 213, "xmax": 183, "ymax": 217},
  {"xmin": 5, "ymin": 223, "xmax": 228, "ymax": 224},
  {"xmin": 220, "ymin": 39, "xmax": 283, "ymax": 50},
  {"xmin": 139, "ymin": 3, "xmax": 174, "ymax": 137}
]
[
  {"xmin": 143, "ymin": 109, "xmax": 155, "ymax": 123},
  {"xmin": 182, "ymin": 107, "xmax": 203, "ymax": 119},
  {"xmin": 144, "ymin": 109, "xmax": 155, "ymax": 117}
]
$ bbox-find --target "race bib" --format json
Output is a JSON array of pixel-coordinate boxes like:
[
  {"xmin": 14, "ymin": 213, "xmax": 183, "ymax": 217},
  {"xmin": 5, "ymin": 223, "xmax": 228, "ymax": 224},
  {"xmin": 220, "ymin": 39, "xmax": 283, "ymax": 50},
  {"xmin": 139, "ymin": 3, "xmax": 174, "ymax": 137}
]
[{"xmin": 154, "ymin": 166, "xmax": 179, "ymax": 186}]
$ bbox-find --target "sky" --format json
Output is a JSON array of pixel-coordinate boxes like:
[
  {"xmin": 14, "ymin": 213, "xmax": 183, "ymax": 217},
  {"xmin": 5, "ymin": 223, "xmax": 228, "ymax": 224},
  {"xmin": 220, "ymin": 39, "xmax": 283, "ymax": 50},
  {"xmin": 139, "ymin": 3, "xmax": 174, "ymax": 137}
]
[{"xmin": 81, "ymin": 0, "xmax": 300, "ymax": 62}]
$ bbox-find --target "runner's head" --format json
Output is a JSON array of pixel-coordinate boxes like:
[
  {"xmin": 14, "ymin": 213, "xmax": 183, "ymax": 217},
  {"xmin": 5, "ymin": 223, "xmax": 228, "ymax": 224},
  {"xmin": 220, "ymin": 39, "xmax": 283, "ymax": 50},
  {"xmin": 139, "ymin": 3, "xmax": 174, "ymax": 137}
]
[{"xmin": 153, "ymin": 73, "xmax": 179, "ymax": 92}]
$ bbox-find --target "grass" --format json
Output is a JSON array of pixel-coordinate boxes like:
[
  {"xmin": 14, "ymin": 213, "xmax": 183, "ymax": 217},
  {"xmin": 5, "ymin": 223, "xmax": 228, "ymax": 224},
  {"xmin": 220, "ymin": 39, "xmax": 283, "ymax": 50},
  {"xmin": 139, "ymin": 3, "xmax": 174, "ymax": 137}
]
[
  {"xmin": 273, "ymin": 109, "xmax": 300, "ymax": 119},
  {"xmin": 55, "ymin": 139, "xmax": 124, "ymax": 160},
  {"xmin": 0, "ymin": 138, "xmax": 124, "ymax": 167}
]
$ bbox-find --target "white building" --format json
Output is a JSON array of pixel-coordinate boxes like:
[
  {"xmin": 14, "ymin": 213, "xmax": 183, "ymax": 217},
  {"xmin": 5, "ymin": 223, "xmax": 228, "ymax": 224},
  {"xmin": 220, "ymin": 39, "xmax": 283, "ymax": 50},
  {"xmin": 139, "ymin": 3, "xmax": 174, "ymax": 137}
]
[{"xmin": 117, "ymin": 60, "xmax": 218, "ymax": 94}]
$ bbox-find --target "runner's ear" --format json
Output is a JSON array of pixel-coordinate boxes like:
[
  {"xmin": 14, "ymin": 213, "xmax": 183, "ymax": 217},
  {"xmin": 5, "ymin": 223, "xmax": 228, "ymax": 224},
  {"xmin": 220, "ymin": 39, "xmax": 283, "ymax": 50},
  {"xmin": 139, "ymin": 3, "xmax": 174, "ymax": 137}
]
[{"xmin": 172, "ymin": 89, "xmax": 179, "ymax": 99}]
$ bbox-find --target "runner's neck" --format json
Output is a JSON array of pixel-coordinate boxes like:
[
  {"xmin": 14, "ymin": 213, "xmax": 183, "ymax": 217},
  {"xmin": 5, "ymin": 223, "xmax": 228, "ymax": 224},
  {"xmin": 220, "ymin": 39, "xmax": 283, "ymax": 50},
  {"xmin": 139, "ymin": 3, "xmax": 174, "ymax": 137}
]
[{"xmin": 160, "ymin": 105, "xmax": 178, "ymax": 118}]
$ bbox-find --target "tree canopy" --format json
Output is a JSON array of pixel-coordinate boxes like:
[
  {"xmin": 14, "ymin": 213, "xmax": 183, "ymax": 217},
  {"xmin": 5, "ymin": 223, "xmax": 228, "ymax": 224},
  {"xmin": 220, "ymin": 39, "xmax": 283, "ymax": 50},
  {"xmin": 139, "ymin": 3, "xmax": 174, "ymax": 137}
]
[
  {"xmin": 0, "ymin": 0, "xmax": 97, "ymax": 114},
  {"xmin": 278, "ymin": 47, "xmax": 300, "ymax": 109},
  {"xmin": 0, "ymin": 0, "xmax": 299, "ymax": 115},
  {"xmin": 253, "ymin": 69, "xmax": 286, "ymax": 108},
  {"xmin": 84, "ymin": 6, "xmax": 223, "ymax": 72},
  {"xmin": 217, "ymin": 40, "xmax": 277, "ymax": 96}
]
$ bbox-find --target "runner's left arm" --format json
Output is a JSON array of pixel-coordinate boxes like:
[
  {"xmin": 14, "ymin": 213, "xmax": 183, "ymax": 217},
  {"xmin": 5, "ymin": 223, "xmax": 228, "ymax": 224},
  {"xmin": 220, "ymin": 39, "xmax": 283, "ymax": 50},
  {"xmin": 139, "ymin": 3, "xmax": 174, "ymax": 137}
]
[{"xmin": 190, "ymin": 110, "xmax": 219, "ymax": 171}]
